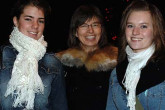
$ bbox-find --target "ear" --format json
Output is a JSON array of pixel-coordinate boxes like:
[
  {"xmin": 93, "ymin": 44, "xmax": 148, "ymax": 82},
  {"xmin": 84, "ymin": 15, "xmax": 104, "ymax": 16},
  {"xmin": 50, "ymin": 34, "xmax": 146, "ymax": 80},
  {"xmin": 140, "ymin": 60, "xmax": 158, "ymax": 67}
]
[
  {"xmin": 13, "ymin": 16, "xmax": 18, "ymax": 27},
  {"xmin": 75, "ymin": 32, "xmax": 78, "ymax": 37}
]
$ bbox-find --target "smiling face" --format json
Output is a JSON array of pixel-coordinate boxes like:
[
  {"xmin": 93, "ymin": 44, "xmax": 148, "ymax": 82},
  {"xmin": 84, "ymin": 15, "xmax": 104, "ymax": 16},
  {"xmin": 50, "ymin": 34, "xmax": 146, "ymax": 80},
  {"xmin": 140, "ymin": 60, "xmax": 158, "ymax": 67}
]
[
  {"xmin": 76, "ymin": 17, "xmax": 102, "ymax": 52},
  {"xmin": 125, "ymin": 11, "xmax": 154, "ymax": 53},
  {"xmin": 13, "ymin": 5, "xmax": 45, "ymax": 40}
]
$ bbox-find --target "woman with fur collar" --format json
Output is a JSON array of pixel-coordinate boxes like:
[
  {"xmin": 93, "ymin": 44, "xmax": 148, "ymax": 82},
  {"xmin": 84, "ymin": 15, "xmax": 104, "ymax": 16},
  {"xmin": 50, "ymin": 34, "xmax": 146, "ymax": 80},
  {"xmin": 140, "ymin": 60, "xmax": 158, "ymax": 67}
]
[{"xmin": 56, "ymin": 4, "xmax": 118, "ymax": 110}]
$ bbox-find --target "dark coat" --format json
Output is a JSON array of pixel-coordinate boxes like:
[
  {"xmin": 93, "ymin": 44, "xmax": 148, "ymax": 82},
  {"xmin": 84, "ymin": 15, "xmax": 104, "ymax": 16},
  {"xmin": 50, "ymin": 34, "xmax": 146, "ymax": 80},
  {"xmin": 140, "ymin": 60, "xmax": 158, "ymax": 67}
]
[{"xmin": 56, "ymin": 45, "xmax": 118, "ymax": 110}]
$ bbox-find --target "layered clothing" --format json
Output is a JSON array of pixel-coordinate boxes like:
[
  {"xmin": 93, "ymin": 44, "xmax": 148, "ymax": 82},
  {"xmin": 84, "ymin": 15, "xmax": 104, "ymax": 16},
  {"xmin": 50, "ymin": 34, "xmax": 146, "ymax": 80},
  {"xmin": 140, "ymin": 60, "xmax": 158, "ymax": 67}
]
[
  {"xmin": 0, "ymin": 45, "xmax": 68, "ymax": 110},
  {"xmin": 56, "ymin": 45, "xmax": 118, "ymax": 110},
  {"xmin": 106, "ymin": 45, "xmax": 165, "ymax": 110},
  {"xmin": 0, "ymin": 27, "xmax": 68, "ymax": 110}
]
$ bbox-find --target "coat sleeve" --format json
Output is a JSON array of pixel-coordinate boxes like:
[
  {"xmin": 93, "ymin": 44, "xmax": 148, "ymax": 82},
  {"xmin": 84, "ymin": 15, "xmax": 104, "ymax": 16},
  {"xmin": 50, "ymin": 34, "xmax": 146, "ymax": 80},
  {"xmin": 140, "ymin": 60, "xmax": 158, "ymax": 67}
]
[
  {"xmin": 106, "ymin": 68, "xmax": 117, "ymax": 110},
  {"xmin": 48, "ymin": 56, "xmax": 68, "ymax": 110}
]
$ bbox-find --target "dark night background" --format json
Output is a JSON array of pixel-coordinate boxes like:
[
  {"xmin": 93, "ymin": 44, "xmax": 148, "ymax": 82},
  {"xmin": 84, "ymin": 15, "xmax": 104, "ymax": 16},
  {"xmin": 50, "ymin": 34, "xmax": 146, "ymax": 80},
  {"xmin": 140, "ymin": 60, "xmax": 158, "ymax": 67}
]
[{"xmin": 1, "ymin": 0, "xmax": 164, "ymax": 52}]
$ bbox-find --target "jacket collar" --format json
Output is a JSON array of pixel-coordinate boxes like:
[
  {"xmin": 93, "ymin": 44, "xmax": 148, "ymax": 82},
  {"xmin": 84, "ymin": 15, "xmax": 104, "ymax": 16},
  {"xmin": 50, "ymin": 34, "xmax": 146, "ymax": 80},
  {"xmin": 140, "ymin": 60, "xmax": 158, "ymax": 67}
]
[
  {"xmin": 56, "ymin": 45, "xmax": 118, "ymax": 72},
  {"xmin": 117, "ymin": 57, "xmax": 165, "ymax": 94}
]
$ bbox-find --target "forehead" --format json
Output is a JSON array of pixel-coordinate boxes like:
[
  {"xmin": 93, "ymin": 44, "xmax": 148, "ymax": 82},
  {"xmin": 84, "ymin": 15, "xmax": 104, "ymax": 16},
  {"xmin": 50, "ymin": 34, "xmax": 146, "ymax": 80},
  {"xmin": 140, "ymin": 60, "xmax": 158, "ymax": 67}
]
[
  {"xmin": 85, "ymin": 17, "xmax": 100, "ymax": 23},
  {"xmin": 22, "ymin": 5, "xmax": 45, "ymax": 17},
  {"xmin": 127, "ymin": 11, "xmax": 152, "ymax": 23}
]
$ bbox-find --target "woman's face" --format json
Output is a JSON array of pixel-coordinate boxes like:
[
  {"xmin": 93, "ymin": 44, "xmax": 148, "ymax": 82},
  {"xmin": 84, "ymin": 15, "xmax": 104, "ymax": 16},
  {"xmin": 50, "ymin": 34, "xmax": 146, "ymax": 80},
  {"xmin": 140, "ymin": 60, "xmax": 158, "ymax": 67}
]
[
  {"xmin": 13, "ymin": 5, "xmax": 45, "ymax": 40},
  {"xmin": 125, "ymin": 11, "xmax": 154, "ymax": 53},
  {"xmin": 76, "ymin": 17, "xmax": 102, "ymax": 49}
]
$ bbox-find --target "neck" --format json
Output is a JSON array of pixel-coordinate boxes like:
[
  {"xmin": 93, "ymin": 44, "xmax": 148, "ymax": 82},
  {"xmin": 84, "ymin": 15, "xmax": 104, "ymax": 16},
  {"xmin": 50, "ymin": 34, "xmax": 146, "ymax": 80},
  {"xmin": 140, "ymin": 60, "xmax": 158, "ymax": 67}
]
[{"xmin": 80, "ymin": 43, "xmax": 99, "ymax": 53}]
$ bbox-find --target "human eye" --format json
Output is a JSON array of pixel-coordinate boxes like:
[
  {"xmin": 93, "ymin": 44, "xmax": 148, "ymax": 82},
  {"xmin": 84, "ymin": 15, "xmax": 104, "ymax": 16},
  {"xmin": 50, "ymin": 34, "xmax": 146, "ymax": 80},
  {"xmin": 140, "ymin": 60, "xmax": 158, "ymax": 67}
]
[
  {"xmin": 92, "ymin": 23, "xmax": 99, "ymax": 27},
  {"xmin": 140, "ymin": 25, "xmax": 147, "ymax": 29},
  {"xmin": 79, "ymin": 24, "xmax": 88, "ymax": 30},
  {"xmin": 39, "ymin": 19, "xmax": 45, "ymax": 24},
  {"xmin": 126, "ymin": 24, "xmax": 133, "ymax": 28},
  {"xmin": 92, "ymin": 23, "xmax": 101, "ymax": 29},
  {"xmin": 81, "ymin": 24, "xmax": 88, "ymax": 27},
  {"xmin": 24, "ymin": 18, "xmax": 32, "ymax": 21}
]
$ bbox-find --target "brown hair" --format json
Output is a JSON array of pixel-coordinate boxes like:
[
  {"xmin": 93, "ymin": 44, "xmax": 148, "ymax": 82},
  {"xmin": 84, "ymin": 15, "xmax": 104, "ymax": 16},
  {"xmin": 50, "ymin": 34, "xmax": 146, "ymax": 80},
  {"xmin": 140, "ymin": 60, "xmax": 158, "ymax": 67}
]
[
  {"xmin": 11, "ymin": 0, "xmax": 51, "ymax": 24},
  {"xmin": 67, "ymin": 4, "xmax": 108, "ymax": 48},
  {"xmin": 118, "ymin": 0, "xmax": 165, "ymax": 64}
]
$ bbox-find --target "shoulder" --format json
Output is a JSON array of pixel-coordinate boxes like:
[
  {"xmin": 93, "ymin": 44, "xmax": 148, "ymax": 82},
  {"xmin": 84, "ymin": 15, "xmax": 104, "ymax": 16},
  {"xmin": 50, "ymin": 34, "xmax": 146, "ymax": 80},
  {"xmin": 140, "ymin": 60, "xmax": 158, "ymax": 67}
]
[
  {"xmin": 2, "ymin": 45, "xmax": 18, "ymax": 58},
  {"xmin": 1, "ymin": 44, "xmax": 15, "ymax": 52},
  {"xmin": 0, "ymin": 45, "xmax": 17, "ymax": 69},
  {"xmin": 1, "ymin": 44, "xmax": 18, "ymax": 56},
  {"xmin": 86, "ymin": 45, "xmax": 118, "ymax": 71},
  {"xmin": 110, "ymin": 68, "xmax": 117, "ymax": 80},
  {"xmin": 55, "ymin": 47, "xmax": 86, "ymax": 60},
  {"xmin": 42, "ymin": 53, "xmax": 62, "ymax": 66},
  {"xmin": 1, "ymin": 45, "xmax": 17, "ymax": 58},
  {"xmin": 109, "ymin": 68, "xmax": 121, "ymax": 87},
  {"xmin": 40, "ymin": 53, "xmax": 63, "ymax": 74},
  {"xmin": 155, "ymin": 57, "xmax": 165, "ymax": 70},
  {"xmin": 99, "ymin": 44, "xmax": 118, "ymax": 57},
  {"xmin": 93, "ymin": 44, "xmax": 118, "ymax": 64},
  {"xmin": 55, "ymin": 47, "xmax": 86, "ymax": 67},
  {"xmin": 148, "ymin": 54, "xmax": 165, "ymax": 70}
]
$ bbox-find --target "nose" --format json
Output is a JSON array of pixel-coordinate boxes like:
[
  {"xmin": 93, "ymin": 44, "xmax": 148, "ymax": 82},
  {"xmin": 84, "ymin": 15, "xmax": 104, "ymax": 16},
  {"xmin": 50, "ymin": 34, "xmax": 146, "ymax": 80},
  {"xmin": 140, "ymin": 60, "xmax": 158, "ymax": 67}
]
[
  {"xmin": 132, "ymin": 27, "xmax": 140, "ymax": 35},
  {"xmin": 32, "ymin": 21, "xmax": 39, "ymax": 29},
  {"xmin": 87, "ymin": 25, "xmax": 94, "ymax": 33}
]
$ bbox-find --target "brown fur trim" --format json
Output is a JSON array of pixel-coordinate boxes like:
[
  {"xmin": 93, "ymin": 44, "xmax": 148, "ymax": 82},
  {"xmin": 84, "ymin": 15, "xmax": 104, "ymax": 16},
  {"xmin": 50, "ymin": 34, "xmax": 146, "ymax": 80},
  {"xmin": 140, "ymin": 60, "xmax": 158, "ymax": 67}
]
[{"xmin": 55, "ymin": 45, "xmax": 118, "ymax": 71}]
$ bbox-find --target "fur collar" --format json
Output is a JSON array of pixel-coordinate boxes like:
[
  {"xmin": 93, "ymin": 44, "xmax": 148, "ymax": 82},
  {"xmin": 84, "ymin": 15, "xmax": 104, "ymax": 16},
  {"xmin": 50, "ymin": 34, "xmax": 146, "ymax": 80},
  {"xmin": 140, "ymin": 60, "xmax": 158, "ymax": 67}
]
[{"xmin": 55, "ymin": 45, "xmax": 118, "ymax": 72}]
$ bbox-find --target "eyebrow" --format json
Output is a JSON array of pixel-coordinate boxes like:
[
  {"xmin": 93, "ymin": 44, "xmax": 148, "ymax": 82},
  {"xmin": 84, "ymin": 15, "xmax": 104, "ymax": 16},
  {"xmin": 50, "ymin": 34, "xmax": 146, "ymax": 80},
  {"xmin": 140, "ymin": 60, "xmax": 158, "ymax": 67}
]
[
  {"xmin": 84, "ymin": 21, "xmax": 100, "ymax": 24},
  {"xmin": 24, "ymin": 15, "xmax": 45, "ymax": 20},
  {"xmin": 126, "ymin": 21, "xmax": 149, "ymax": 25}
]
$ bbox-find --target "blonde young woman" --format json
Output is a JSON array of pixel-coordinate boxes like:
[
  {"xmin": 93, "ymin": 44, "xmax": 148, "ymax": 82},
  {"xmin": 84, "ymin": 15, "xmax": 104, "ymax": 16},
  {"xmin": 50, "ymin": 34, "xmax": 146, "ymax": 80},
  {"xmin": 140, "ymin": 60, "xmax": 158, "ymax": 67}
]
[{"xmin": 106, "ymin": 0, "xmax": 165, "ymax": 110}]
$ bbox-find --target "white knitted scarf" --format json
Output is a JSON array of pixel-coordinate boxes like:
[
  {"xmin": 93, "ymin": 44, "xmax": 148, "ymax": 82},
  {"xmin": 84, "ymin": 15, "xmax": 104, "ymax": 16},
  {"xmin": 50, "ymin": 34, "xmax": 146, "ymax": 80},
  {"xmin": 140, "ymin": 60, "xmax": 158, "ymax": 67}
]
[
  {"xmin": 5, "ymin": 27, "xmax": 47, "ymax": 109},
  {"xmin": 122, "ymin": 44, "xmax": 155, "ymax": 110}
]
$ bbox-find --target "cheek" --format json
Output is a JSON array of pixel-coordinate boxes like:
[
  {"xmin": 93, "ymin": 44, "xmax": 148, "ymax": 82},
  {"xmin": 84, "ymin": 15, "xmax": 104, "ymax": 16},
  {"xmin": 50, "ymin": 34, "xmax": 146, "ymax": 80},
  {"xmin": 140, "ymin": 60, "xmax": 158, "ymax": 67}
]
[
  {"xmin": 17, "ymin": 19, "xmax": 28, "ymax": 27},
  {"xmin": 18, "ymin": 26, "xmax": 27, "ymax": 35},
  {"xmin": 125, "ymin": 29, "xmax": 131, "ymax": 38},
  {"xmin": 17, "ymin": 23, "xmax": 29, "ymax": 33},
  {"xmin": 95, "ymin": 28, "xmax": 102, "ymax": 34},
  {"xmin": 144, "ymin": 31, "xmax": 154, "ymax": 40},
  {"xmin": 96, "ymin": 35, "xmax": 101, "ymax": 42},
  {"xmin": 39, "ymin": 25, "xmax": 45, "ymax": 32},
  {"xmin": 76, "ymin": 30, "xmax": 85, "ymax": 38},
  {"xmin": 77, "ymin": 36, "xmax": 85, "ymax": 43},
  {"xmin": 125, "ymin": 33, "xmax": 131, "ymax": 42}
]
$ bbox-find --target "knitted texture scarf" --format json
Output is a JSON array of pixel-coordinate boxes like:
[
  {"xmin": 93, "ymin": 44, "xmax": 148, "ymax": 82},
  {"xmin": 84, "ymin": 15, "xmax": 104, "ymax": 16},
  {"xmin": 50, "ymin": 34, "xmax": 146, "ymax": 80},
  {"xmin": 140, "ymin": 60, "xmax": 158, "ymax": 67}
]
[
  {"xmin": 5, "ymin": 27, "xmax": 47, "ymax": 109},
  {"xmin": 122, "ymin": 44, "xmax": 155, "ymax": 110}
]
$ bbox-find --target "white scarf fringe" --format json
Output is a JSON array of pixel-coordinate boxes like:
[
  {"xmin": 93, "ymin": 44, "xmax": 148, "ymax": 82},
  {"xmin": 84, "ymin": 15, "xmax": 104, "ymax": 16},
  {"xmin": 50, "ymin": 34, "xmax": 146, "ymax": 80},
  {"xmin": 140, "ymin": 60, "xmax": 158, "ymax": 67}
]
[
  {"xmin": 122, "ymin": 44, "xmax": 155, "ymax": 110},
  {"xmin": 5, "ymin": 27, "xmax": 47, "ymax": 109}
]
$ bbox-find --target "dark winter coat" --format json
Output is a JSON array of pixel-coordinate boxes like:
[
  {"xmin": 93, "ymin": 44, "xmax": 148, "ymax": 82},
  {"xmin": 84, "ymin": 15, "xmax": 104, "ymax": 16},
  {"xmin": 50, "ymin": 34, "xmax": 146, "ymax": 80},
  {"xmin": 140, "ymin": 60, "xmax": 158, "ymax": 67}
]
[{"xmin": 56, "ymin": 45, "xmax": 118, "ymax": 110}]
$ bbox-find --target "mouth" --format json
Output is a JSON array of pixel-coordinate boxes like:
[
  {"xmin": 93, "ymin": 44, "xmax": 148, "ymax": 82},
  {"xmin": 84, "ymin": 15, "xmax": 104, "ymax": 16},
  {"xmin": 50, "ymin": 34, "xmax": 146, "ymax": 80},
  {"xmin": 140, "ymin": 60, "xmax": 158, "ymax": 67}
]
[
  {"xmin": 86, "ymin": 36, "xmax": 95, "ymax": 39},
  {"xmin": 131, "ymin": 37, "xmax": 142, "ymax": 41},
  {"xmin": 29, "ymin": 31, "xmax": 38, "ymax": 35}
]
